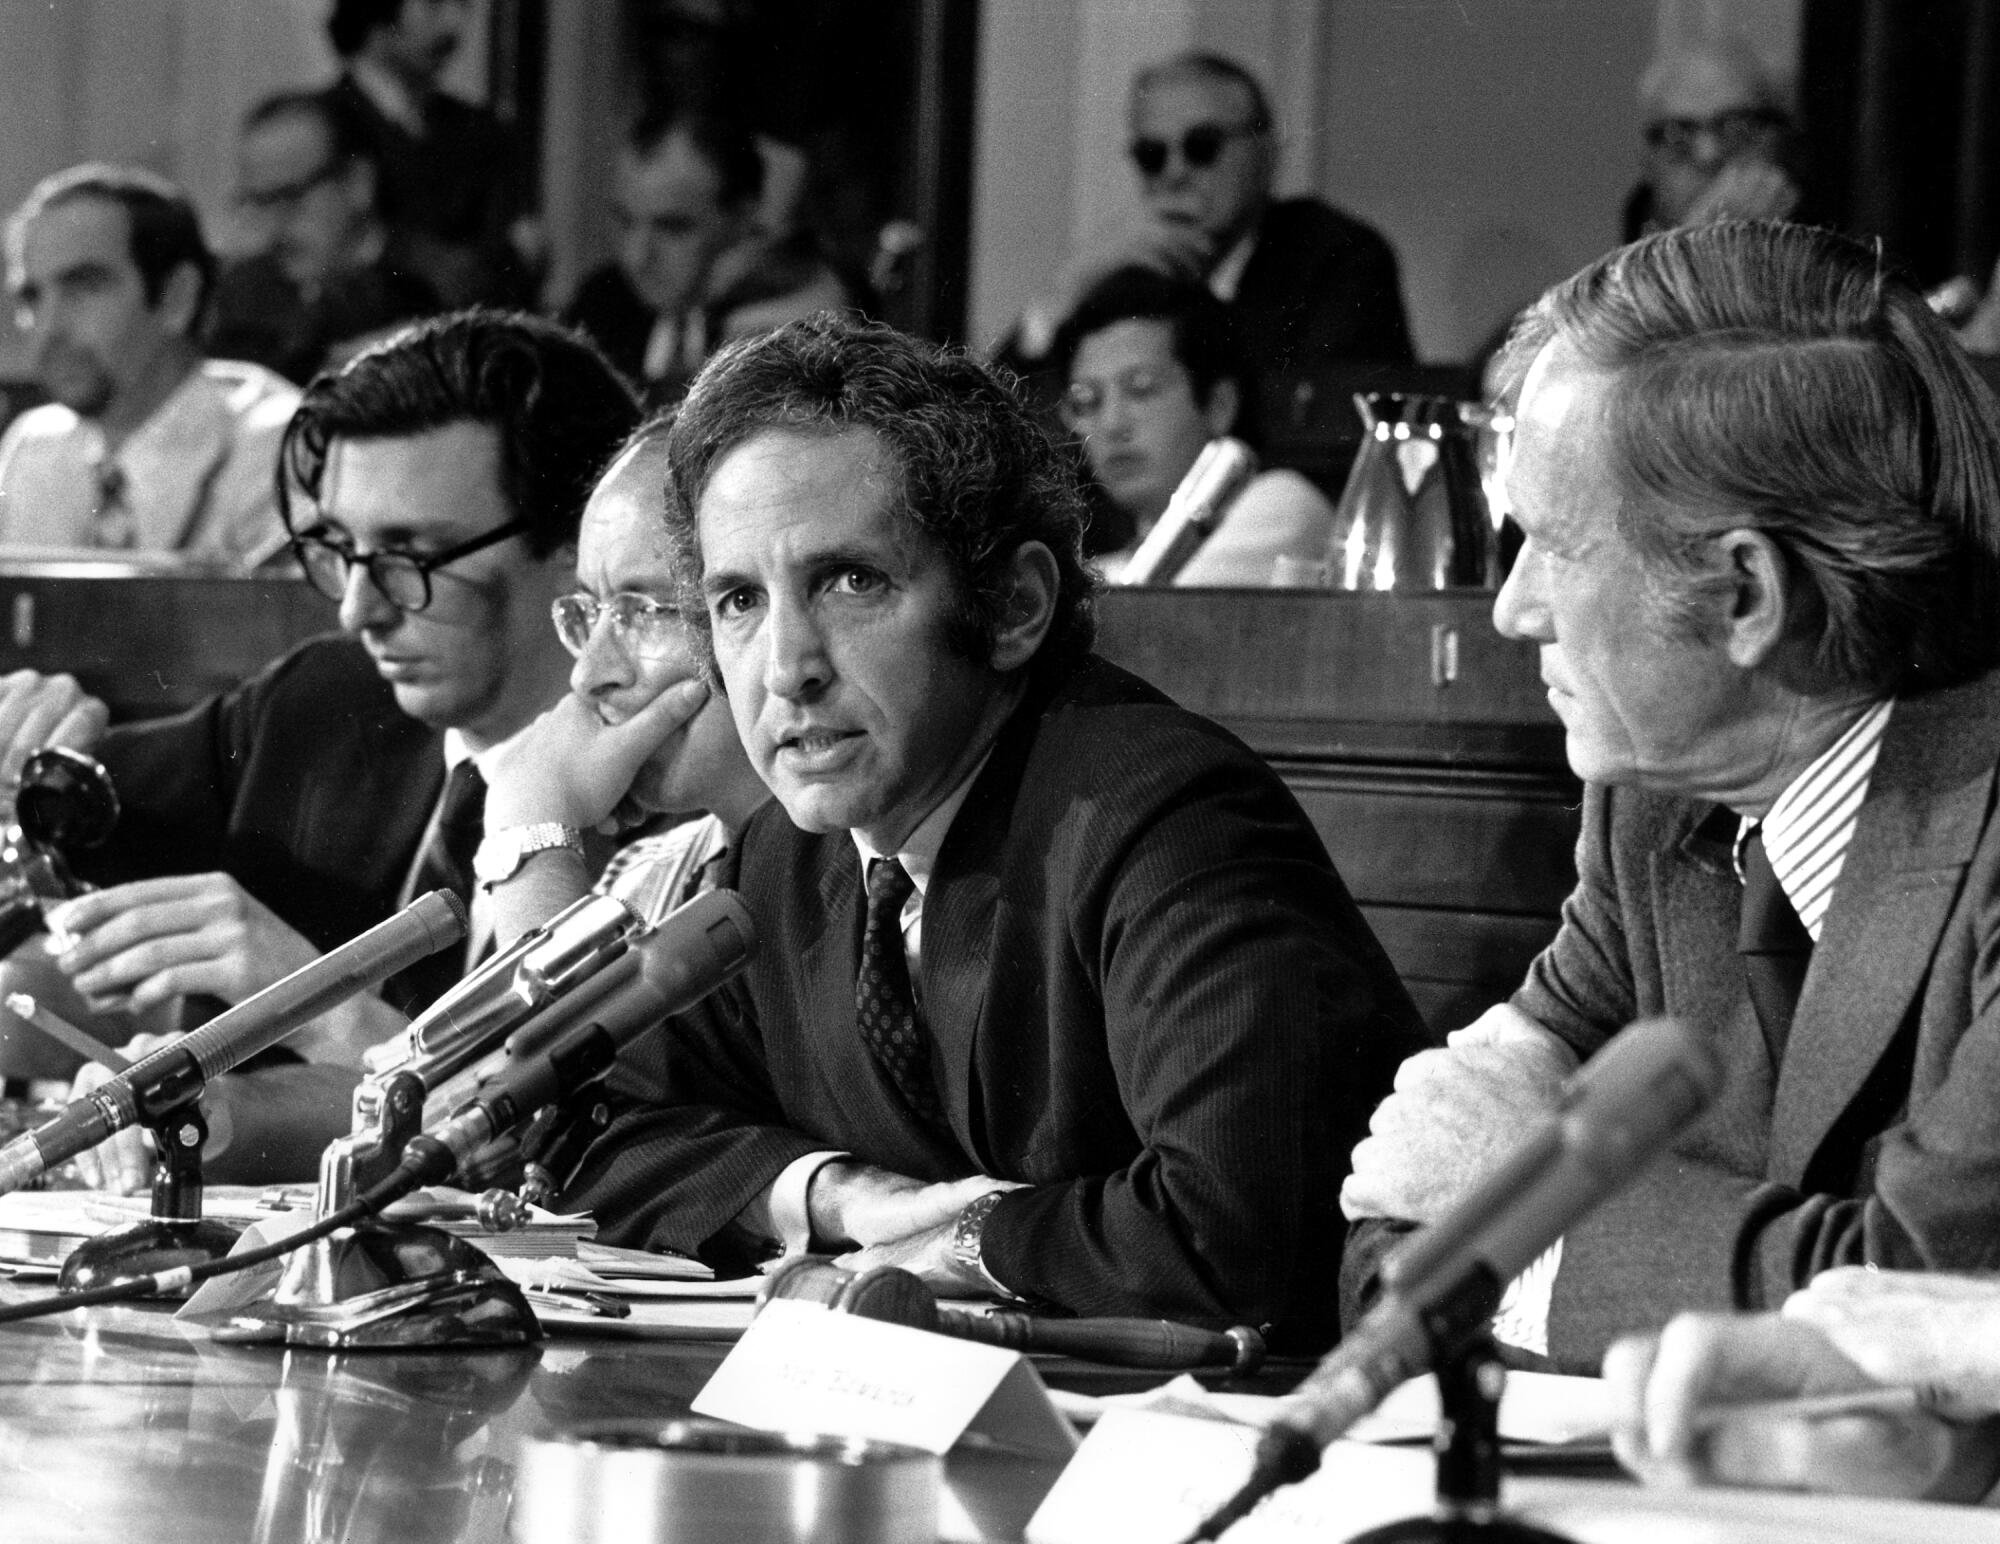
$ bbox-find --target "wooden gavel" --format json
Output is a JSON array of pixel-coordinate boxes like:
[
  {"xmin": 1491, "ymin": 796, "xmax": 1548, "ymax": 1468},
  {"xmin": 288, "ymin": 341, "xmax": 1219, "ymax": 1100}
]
[{"xmin": 759, "ymin": 1257, "xmax": 1266, "ymax": 1374}]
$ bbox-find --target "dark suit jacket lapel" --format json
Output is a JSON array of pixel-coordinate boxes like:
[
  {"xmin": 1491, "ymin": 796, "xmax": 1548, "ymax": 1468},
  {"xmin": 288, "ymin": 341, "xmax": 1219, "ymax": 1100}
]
[{"xmin": 1769, "ymin": 680, "xmax": 2000, "ymax": 1181}]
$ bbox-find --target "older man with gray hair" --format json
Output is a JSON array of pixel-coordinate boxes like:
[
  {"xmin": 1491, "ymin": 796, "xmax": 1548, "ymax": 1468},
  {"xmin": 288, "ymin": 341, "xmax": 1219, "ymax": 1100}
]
[{"xmin": 1343, "ymin": 221, "xmax": 2000, "ymax": 1375}]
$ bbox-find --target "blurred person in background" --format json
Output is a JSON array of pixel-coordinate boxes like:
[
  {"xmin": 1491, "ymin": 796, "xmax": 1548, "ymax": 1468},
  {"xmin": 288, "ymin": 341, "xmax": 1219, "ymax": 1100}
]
[
  {"xmin": 321, "ymin": 0, "xmax": 538, "ymax": 307},
  {"xmin": 1623, "ymin": 34, "xmax": 1804, "ymax": 239},
  {"xmin": 562, "ymin": 109, "xmax": 765, "ymax": 403},
  {"xmin": 1006, "ymin": 50, "xmax": 1412, "ymax": 433},
  {"xmin": 1053, "ymin": 265, "xmax": 1335, "ymax": 583},
  {"xmin": 564, "ymin": 108, "xmax": 859, "ymax": 404},
  {"xmin": 0, "ymin": 164, "xmax": 297, "ymax": 564},
  {"xmin": 208, "ymin": 91, "xmax": 442, "ymax": 385}
]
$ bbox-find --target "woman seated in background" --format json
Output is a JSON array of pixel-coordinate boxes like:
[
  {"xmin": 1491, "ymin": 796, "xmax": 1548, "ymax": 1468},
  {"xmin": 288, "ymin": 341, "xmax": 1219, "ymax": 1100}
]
[{"xmin": 1053, "ymin": 265, "xmax": 1338, "ymax": 586}]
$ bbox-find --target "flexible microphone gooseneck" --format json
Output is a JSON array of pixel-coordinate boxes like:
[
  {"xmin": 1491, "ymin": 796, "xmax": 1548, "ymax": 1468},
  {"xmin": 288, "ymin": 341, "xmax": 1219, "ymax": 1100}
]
[
  {"xmin": 0, "ymin": 889, "xmax": 467, "ymax": 1197},
  {"xmin": 397, "ymin": 889, "xmax": 758, "ymax": 1188},
  {"xmin": 1183, "ymin": 1016, "xmax": 1724, "ymax": 1542}
]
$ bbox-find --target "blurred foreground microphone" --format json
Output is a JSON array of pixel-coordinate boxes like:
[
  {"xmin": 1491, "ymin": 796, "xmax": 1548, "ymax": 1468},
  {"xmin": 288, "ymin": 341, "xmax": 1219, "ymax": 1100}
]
[
  {"xmin": 399, "ymin": 890, "xmax": 756, "ymax": 1185},
  {"xmin": 0, "ymin": 889, "xmax": 466, "ymax": 1197},
  {"xmin": 1118, "ymin": 437, "xmax": 1257, "ymax": 586},
  {"xmin": 1183, "ymin": 1017, "xmax": 1723, "ymax": 1542}
]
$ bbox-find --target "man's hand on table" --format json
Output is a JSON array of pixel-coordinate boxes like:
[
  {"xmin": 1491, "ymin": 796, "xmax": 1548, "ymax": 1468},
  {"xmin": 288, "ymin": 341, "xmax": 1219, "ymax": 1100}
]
[
  {"xmin": 46, "ymin": 874, "xmax": 319, "ymax": 1014},
  {"xmin": 1603, "ymin": 1308, "xmax": 2000, "ymax": 1501},
  {"xmin": 482, "ymin": 679, "xmax": 709, "ymax": 833},
  {"xmin": 0, "ymin": 670, "xmax": 108, "ymax": 782},
  {"xmin": 1785, "ymin": 1268, "xmax": 2000, "ymax": 1413},
  {"xmin": 1340, "ymin": 1004, "xmax": 1577, "ymax": 1223},
  {"xmin": 807, "ymin": 1161, "xmax": 1024, "ymax": 1294}
]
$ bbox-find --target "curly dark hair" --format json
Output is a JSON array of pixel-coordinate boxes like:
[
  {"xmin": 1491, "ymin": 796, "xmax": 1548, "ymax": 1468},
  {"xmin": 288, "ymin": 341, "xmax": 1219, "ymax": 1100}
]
[
  {"xmin": 661, "ymin": 313, "xmax": 1098, "ymax": 685},
  {"xmin": 277, "ymin": 309, "xmax": 640, "ymax": 557},
  {"xmin": 1495, "ymin": 221, "xmax": 2000, "ymax": 695}
]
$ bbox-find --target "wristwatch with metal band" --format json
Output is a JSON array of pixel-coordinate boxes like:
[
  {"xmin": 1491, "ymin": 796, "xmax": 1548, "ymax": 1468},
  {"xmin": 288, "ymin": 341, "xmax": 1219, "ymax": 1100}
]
[
  {"xmin": 473, "ymin": 822, "xmax": 584, "ymax": 888},
  {"xmin": 950, "ymin": 1188, "xmax": 1009, "ymax": 1277}
]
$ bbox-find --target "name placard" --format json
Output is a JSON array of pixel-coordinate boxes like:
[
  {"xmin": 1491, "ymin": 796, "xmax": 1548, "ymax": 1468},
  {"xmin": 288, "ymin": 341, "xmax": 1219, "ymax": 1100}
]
[
  {"xmin": 1026, "ymin": 1409, "xmax": 1262, "ymax": 1544},
  {"xmin": 1029, "ymin": 1414, "xmax": 1437, "ymax": 1544},
  {"xmin": 691, "ymin": 1297, "xmax": 1076, "ymax": 1457}
]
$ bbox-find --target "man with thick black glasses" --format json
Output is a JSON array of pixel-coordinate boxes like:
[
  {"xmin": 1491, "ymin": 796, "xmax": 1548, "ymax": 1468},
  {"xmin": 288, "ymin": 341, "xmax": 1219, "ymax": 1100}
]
[
  {"xmin": 0, "ymin": 311, "xmax": 638, "ymax": 1071},
  {"xmin": 1008, "ymin": 50, "xmax": 1411, "ymax": 419}
]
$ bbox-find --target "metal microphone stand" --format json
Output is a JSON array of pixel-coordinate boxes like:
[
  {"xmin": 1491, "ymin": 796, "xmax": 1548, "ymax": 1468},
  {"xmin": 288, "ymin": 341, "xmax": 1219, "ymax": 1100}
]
[
  {"xmin": 58, "ymin": 1093, "xmax": 240, "ymax": 1294},
  {"xmin": 1345, "ymin": 1334, "xmax": 1575, "ymax": 1544}
]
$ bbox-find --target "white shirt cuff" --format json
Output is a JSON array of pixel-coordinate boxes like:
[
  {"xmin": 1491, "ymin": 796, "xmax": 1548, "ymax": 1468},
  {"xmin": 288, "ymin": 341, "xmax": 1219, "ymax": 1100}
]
[
  {"xmin": 765, "ymin": 1150, "xmax": 849, "ymax": 1255},
  {"xmin": 1491, "ymin": 1238, "xmax": 1562, "ymax": 1359}
]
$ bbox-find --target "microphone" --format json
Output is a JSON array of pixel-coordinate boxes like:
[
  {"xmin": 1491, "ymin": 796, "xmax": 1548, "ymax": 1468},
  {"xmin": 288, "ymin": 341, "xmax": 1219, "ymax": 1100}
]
[
  {"xmin": 401, "ymin": 889, "xmax": 757, "ymax": 1184},
  {"xmin": 0, "ymin": 889, "xmax": 467, "ymax": 1198},
  {"xmin": 366, "ymin": 891, "xmax": 641, "ymax": 1074},
  {"xmin": 1119, "ymin": 437, "xmax": 1257, "ymax": 586},
  {"xmin": 1183, "ymin": 1017, "xmax": 1723, "ymax": 1541}
]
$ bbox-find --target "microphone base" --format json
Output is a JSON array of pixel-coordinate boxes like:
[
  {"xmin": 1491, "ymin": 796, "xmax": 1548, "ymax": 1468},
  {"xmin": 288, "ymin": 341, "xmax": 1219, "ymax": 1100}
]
[
  {"xmin": 58, "ymin": 1216, "xmax": 241, "ymax": 1297},
  {"xmin": 1348, "ymin": 1516, "xmax": 1577, "ymax": 1544},
  {"xmin": 213, "ymin": 1220, "xmax": 542, "ymax": 1349},
  {"xmin": 1344, "ymin": 1335, "xmax": 1578, "ymax": 1544}
]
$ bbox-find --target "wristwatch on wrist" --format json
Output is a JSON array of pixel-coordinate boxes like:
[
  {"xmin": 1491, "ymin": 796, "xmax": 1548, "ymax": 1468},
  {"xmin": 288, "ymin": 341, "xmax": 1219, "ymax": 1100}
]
[
  {"xmin": 472, "ymin": 822, "xmax": 584, "ymax": 888},
  {"xmin": 950, "ymin": 1189, "xmax": 1009, "ymax": 1278}
]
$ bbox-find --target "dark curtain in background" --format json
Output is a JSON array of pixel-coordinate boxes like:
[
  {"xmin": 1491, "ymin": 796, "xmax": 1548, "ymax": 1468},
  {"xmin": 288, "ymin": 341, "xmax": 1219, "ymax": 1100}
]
[{"xmin": 1801, "ymin": 0, "xmax": 2000, "ymax": 288}]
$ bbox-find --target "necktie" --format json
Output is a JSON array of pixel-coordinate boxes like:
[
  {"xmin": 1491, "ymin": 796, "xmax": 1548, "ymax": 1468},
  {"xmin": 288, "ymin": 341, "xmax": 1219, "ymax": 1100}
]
[
  {"xmin": 856, "ymin": 857, "xmax": 945, "ymax": 1129},
  {"xmin": 384, "ymin": 760, "xmax": 485, "ymax": 1013},
  {"xmin": 90, "ymin": 461, "xmax": 136, "ymax": 549},
  {"xmin": 1739, "ymin": 824, "xmax": 1813, "ymax": 1063}
]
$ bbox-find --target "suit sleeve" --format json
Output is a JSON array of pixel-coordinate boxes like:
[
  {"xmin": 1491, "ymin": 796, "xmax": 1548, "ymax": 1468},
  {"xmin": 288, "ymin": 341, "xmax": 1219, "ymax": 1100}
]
[
  {"xmin": 78, "ymin": 668, "xmax": 262, "ymax": 887},
  {"xmin": 557, "ymin": 975, "xmax": 834, "ymax": 1273},
  {"xmin": 975, "ymin": 753, "xmax": 1429, "ymax": 1351},
  {"xmin": 1513, "ymin": 784, "xmax": 2000, "ymax": 1370}
]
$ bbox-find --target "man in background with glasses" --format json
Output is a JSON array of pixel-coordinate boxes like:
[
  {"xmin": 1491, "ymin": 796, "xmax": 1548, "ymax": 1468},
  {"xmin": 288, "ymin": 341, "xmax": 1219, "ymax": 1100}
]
[
  {"xmin": 0, "ymin": 311, "xmax": 638, "ymax": 1080},
  {"xmin": 207, "ymin": 91, "xmax": 443, "ymax": 387},
  {"xmin": 1622, "ymin": 34, "xmax": 1803, "ymax": 241},
  {"xmin": 1005, "ymin": 50, "xmax": 1412, "ymax": 427}
]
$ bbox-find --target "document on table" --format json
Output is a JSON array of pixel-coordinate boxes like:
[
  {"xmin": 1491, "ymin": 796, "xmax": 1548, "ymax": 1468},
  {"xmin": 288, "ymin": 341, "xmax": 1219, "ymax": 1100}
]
[{"xmin": 1047, "ymin": 1370, "xmax": 1611, "ymax": 1446}]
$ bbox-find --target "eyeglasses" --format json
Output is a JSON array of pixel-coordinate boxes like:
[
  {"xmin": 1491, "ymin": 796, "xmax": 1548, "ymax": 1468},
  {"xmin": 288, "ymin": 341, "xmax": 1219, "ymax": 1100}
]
[
  {"xmin": 1643, "ymin": 108, "xmax": 1785, "ymax": 161},
  {"xmin": 237, "ymin": 159, "xmax": 344, "ymax": 215},
  {"xmin": 291, "ymin": 520, "xmax": 531, "ymax": 612},
  {"xmin": 551, "ymin": 591, "xmax": 685, "ymax": 660},
  {"xmin": 1128, "ymin": 121, "xmax": 1263, "ymax": 177}
]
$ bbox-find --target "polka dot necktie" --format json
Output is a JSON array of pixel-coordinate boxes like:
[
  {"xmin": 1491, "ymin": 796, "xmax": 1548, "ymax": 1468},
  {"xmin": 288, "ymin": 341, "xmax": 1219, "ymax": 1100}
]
[{"xmin": 857, "ymin": 856, "xmax": 945, "ymax": 1128}]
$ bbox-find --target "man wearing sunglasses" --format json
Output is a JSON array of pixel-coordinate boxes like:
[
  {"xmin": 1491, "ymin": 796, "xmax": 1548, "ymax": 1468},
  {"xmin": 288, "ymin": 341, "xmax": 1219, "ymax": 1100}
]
[
  {"xmin": 1008, "ymin": 51, "xmax": 1411, "ymax": 416},
  {"xmin": 1623, "ymin": 35, "xmax": 1803, "ymax": 241},
  {"xmin": 0, "ymin": 311, "xmax": 639, "ymax": 1074}
]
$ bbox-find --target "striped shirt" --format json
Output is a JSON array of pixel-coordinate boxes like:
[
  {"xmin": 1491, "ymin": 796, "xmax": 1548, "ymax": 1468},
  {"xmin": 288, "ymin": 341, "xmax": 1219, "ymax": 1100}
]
[
  {"xmin": 1495, "ymin": 698, "xmax": 1895, "ymax": 1358},
  {"xmin": 1735, "ymin": 699, "xmax": 1895, "ymax": 940}
]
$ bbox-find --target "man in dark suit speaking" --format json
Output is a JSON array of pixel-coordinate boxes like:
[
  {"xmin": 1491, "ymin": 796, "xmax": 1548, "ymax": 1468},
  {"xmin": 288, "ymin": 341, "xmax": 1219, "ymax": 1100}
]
[
  {"xmin": 1342, "ymin": 221, "xmax": 2000, "ymax": 1373},
  {"xmin": 564, "ymin": 315, "xmax": 1426, "ymax": 1351}
]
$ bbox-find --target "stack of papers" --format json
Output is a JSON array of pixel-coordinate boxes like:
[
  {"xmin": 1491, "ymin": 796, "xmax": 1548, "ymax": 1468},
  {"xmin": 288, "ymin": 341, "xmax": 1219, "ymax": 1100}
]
[{"xmin": 0, "ymin": 1183, "xmax": 600, "ymax": 1270}]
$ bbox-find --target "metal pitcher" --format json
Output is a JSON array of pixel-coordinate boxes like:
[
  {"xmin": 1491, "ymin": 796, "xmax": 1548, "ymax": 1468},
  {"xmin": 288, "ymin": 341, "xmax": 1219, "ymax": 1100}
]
[{"xmin": 1327, "ymin": 393, "xmax": 1511, "ymax": 591}]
